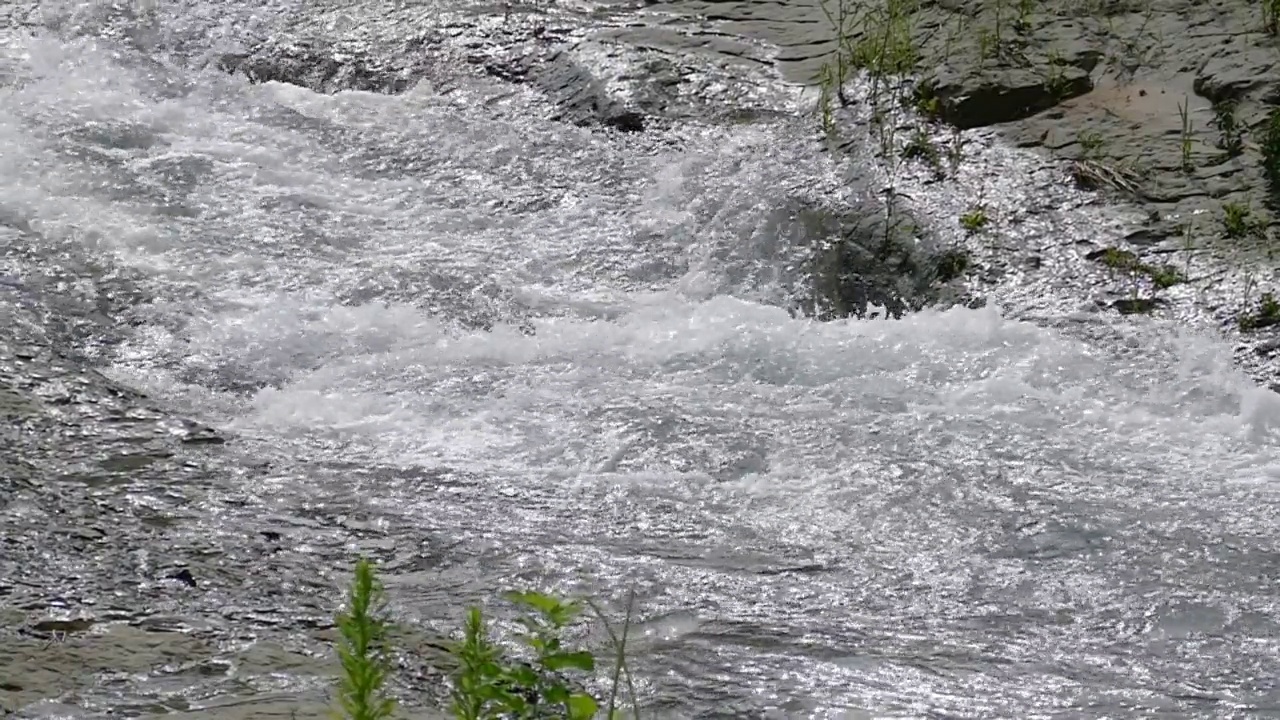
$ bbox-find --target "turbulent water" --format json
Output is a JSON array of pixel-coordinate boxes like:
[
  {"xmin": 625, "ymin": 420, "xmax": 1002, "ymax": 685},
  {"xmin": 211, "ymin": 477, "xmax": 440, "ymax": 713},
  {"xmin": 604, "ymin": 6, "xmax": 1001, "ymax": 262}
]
[{"xmin": 5, "ymin": 0, "xmax": 1280, "ymax": 718}]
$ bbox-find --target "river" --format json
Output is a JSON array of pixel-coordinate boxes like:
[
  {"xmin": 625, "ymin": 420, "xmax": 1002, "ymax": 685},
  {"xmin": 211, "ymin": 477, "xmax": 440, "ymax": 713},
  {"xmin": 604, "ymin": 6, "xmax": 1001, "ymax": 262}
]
[{"xmin": 3, "ymin": 0, "xmax": 1280, "ymax": 717}]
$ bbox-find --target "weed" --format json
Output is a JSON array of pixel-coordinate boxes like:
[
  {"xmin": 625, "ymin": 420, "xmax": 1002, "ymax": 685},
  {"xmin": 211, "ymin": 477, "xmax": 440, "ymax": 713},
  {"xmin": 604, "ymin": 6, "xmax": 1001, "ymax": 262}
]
[
  {"xmin": 1044, "ymin": 50, "xmax": 1070, "ymax": 101},
  {"xmin": 335, "ymin": 558, "xmax": 397, "ymax": 720},
  {"xmin": 1090, "ymin": 246, "xmax": 1187, "ymax": 290},
  {"xmin": 1098, "ymin": 246, "xmax": 1141, "ymax": 274},
  {"xmin": 1177, "ymin": 95, "xmax": 1194, "ymax": 173},
  {"xmin": 451, "ymin": 591, "xmax": 606, "ymax": 720},
  {"xmin": 1261, "ymin": 106, "xmax": 1280, "ymax": 203},
  {"xmin": 1212, "ymin": 99, "xmax": 1245, "ymax": 158},
  {"xmin": 334, "ymin": 562, "xmax": 641, "ymax": 720},
  {"xmin": 902, "ymin": 127, "xmax": 942, "ymax": 170},
  {"xmin": 1015, "ymin": 0, "xmax": 1035, "ymax": 31},
  {"xmin": 817, "ymin": 64, "xmax": 837, "ymax": 136},
  {"xmin": 1264, "ymin": 0, "xmax": 1280, "ymax": 35},
  {"xmin": 1078, "ymin": 129, "xmax": 1105, "ymax": 158},
  {"xmin": 947, "ymin": 126, "xmax": 965, "ymax": 175},
  {"xmin": 1146, "ymin": 263, "xmax": 1187, "ymax": 289},
  {"xmin": 1222, "ymin": 200, "xmax": 1265, "ymax": 239},
  {"xmin": 914, "ymin": 82, "xmax": 942, "ymax": 120},
  {"xmin": 1240, "ymin": 291, "xmax": 1280, "ymax": 330},
  {"xmin": 977, "ymin": 27, "xmax": 997, "ymax": 63},
  {"xmin": 933, "ymin": 246, "xmax": 971, "ymax": 282},
  {"xmin": 960, "ymin": 205, "xmax": 990, "ymax": 233}
]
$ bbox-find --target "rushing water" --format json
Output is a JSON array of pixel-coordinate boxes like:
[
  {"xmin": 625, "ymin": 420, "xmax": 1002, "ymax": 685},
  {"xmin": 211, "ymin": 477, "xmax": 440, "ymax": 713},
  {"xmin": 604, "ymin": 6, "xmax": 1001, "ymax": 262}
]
[{"xmin": 5, "ymin": 1, "xmax": 1280, "ymax": 718}]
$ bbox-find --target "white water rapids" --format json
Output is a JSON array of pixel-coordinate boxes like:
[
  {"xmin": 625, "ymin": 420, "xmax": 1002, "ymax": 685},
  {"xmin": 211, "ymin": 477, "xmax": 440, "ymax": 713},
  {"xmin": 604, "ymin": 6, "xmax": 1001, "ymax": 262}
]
[{"xmin": 5, "ymin": 6, "xmax": 1280, "ymax": 718}]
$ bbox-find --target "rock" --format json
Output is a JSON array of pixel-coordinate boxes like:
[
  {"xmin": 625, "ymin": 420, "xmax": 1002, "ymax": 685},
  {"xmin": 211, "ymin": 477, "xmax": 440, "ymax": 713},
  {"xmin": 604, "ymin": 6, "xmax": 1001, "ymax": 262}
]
[
  {"xmin": 924, "ymin": 64, "xmax": 1093, "ymax": 129},
  {"xmin": 1193, "ymin": 48, "xmax": 1280, "ymax": 104}
]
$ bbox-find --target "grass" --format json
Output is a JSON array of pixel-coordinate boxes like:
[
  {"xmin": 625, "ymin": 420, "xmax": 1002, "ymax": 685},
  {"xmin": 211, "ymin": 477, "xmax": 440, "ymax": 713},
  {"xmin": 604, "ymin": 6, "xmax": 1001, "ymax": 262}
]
[
  {"xmin": 1092, "ymin": 246, "xmax": 1187, "ymax": 290},
  {"xmin": 1222, "ymin": 200, "xmax": 1266, "ymax": 239},
  {"xmin": 1240, "ymin": 291, "xmax": 1280, "ymax": 330},
  {"xmin": 1078, "ymin": 129, "xmax": 1105, "ymax": 158},
  {"xmin": 1261, "ymin": 107, "xmax": 1280, "ymax": 205},
  {"xmin": 960, "ymin": 205, "xmax": 990, "ymax": 233},
  {"xmin": 1177, "ymin": 95, "xmax": 1195, "ymax": 173},
  {"xmin": 1212, "ymin": 99, "xmax": 1245, "ymax": 159},
  {"xmin": 335, "ymin": 558, "xmax": 640, "ymax": 720},
  {"xmin": 1264, "ymin": 0, "xmax": 1280, "ymax": 35}
]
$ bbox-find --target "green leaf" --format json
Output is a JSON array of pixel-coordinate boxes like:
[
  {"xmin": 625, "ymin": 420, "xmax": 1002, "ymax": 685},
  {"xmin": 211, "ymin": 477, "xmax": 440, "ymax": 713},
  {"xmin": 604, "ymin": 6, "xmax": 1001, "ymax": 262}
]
[
  {"xmin": 543, "ymin": 651, "xmax": 596, "ymax": 673},
  {"xmin": 503, "ymin": 590, "xmax": 562, "ymax": 615},
  {"xmin": 544, "ymin": 684, "xmax": 571, "ymax": 704},
  {"xmin": 566, "ymin": 693, "xmax": 600, "ymax": 720}
]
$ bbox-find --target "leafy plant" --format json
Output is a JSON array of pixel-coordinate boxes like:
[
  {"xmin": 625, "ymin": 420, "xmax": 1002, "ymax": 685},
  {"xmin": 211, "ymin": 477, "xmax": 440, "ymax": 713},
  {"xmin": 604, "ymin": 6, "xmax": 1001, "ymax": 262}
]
[
  {"xmin": 1264, "ymin": 0, "xmax": 1280, "ymax": 35},
  {"xmin": 1078, "ymin": 129, "xmax": 1105, "ymax": 158},
  {"xmin": 335, "ymin": 558, "xmax": 397, "ymax": 720},
  {"xmin": 1090, "ymin": 246, "xmax": 1186, "ymax": 290},
  {"xmin": 1240, "ymin": 291, "xmax": 1280, "ymax": 330},
  {"xmin": 1222, "ymin": 200, "xmax": 1265, "ymax": 239},
  {"xmin": 901, "ymin": 127, "xmax": 942, "ymax": 172},
  {"xmin": 1044, "ymin": 50, "xmax": 1070, "ymax": 101},
  {"xmin": 450, "ymin": 591, "xmax": 640, "ymax": 720},
  {"xmin": 1212, "ymin": 99, "xmax": 1245, "ymax": 158},
  {"xmin": 1261, "ymin": 106, "xmax": 1280, "ymax": 203},
  {"xmin": 1015, "ymin": 0, "xmax": 1035, "ymax": 31},
  {"xmin": 960, "ymin": 205, "xmax": 990, "ymax": 233}
]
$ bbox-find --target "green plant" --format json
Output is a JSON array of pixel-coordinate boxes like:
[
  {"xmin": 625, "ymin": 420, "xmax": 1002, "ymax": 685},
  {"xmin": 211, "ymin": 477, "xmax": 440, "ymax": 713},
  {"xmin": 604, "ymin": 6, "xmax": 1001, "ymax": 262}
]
[
  {"xmin": 817, "ymin": 63, "xmax": 837, "ymax": 136},
  {"xmin": 1091, "ymin": 246, "xmax": 1186, "ymax": 290},
  {"xmin": 960, "ymin": 205, "xmax": 990, "ymax": 233},
  {"xmin": 1078, "ymin": 129, "xmax": 1105, "ymax": 158},
  {"xmin": 1044, "ymin": 50, "xmax": 1070, "ymax": 100},
  {"xmin": 1222, "ymin": 200, "xmax": 1264, "ymax": 238},
  {"xmin": 933, "ymin": 246, "xmax": 971, "ymax": 282},
  {"xmin": 1264, "ymin": 0, "xmax": 1280, "ymax": 35},
  {"xmin": 335, "ymin": 558, "xmax": 397, "ymax": 720},
  {"xmin": 1015, "ymin": 0, "xmax": 1035, "ymax": 31},
  {"xmin": 1240, "ymin": 291, "xmax": 1280, "ymax": 330},
  {"xmin": 450, "ymin": 591, "xmax": 640, "ymax": 720},
  {"xmin": 1177, "ymin": 95, "xmax": 1195, "ymax": 173},
  {"xmin": 977, "ymin": 27, "xmax": 997, "ymax": 62},
  {"xmin": 947, "ymin": 126, "xmax": 965, "ymax": 174},
  {"xmin": 902, "ymin": 126, "xmax": 942, "ymax": 170},
  {"xmin": 1212, "ymin": 99, "xmax": 1245, "ymax": 158},
  {"xmin": 1261, "ymin": 106, "xmax": 1280, "ymax": 202}
]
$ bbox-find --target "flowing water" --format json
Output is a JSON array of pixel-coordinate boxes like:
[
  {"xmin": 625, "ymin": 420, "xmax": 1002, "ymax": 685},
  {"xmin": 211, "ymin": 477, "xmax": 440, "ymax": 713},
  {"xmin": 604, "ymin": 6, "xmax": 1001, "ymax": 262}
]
[{"xmin": 5, "ymin": 1, "xmax": 1280, "ymax": 718}]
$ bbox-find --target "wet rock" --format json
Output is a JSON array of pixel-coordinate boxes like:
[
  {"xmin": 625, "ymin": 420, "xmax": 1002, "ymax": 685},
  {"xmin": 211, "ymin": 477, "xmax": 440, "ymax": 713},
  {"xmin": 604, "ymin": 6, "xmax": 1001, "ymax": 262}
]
[
  {"xmin": 1193, "ymin": 49, "xmax": 1280, "ymax": 105},
  {"xmin": 166, "ymin": 569, "xmax": 198, "ymax": 588},
  {"xmin": 1111, "ymin": 297, "xmax": 1166, "ymax": 315},
  {"xmin": 529, "ymin": 47, "xmax": 647, "ymax": 131},
  {"xmin": 216, "ymin": 36, "xmax": 442, "ymax": 95},
  {"xmin": 924, "ymin": 63, "xmax": 1093, "ymax": 129}
]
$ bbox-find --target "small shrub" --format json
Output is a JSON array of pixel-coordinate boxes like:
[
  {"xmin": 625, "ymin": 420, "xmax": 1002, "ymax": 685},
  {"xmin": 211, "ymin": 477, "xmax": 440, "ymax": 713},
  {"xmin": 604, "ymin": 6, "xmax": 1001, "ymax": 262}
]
[
  {"xmin": 1222, "ymin": 200, "xmax": 1264, "ymax": 239},
  {"xmin": 1089, "ymin": 246, "xmax": 1186, "ymax": 289},
  {"xmin": 451, "ymin": 591, "xmax": 640, "ymax": 720},
  {"xmin": 933, "ymin": 247, "xmax": 971, "ymax": 282},
  {"xmin": 335, "ymin": 558, "xmax": 397, "ymax": 720},
  {"xmin": 1212, "ymin": 99, "xmax": 1245, "ymax": 158},
  {"xmin": 1264, "ymin": 0, "xmax": 1280, "ymax": 35},
  {"xmin": 1078, "ymin": 129, "xmax": 1105, "ymax": 158},
  {"xmin": 1261, "ymin": 107, "xmax": 1280, "ymax": 202},
  {"xmin": 1240, "ymin": 291, "xmax": 1280, "ymax": 330},
  {"xmin": 960, "ymin": 205, "xmax": 989, "ymax": 233},
  {"xmin": 901, "ymin": 127, "xmax": 942, "ymax": 171}
]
